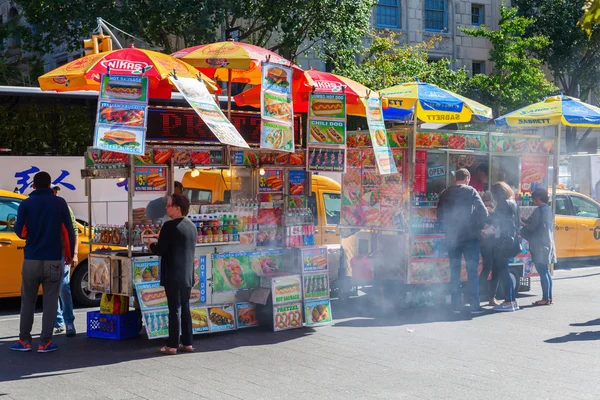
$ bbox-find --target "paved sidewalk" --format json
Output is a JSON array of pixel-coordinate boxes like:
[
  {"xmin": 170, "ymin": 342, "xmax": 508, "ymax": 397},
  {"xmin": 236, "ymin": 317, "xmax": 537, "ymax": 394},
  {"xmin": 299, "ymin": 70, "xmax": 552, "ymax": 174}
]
[{"xmin": 2, "ymin": 267, "xmax": 600, "ymax": 399}]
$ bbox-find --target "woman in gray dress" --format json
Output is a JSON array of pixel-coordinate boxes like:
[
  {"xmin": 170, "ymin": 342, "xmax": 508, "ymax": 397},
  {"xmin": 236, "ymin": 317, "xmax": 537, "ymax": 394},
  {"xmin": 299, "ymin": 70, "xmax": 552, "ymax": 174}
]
[{"xmin": 521, "ymin": 188, "xmax": 557, "ymax": 306}]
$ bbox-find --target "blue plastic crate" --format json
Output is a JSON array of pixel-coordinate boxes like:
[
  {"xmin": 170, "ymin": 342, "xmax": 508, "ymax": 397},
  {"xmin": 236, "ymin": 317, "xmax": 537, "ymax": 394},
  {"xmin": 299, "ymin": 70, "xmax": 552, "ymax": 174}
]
[{"xmin": 87, "ymin": 311, "xmax": 139, "ymax": 340}]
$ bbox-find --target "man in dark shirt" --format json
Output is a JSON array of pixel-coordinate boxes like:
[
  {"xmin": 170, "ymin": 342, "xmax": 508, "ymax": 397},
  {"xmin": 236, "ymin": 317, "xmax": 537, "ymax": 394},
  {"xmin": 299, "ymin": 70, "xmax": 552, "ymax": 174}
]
[
  {"xmin": 150, "ymin": 193, "xmax": 196, "ymax": 354},
  {"xmin": 11, "ymin": 172, "xmax": 75, "ymax": 353},
  {"xmin": 437, "ymin": 168, "xmax": 488, "ymax": 314}
]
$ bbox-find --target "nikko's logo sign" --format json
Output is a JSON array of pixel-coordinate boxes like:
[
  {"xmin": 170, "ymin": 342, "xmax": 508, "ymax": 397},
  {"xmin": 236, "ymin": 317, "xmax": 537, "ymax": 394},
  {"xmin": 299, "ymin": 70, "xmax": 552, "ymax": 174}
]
[{"xmin": 100, "ymin": 59, "xmax": 153, "ymax": 74}]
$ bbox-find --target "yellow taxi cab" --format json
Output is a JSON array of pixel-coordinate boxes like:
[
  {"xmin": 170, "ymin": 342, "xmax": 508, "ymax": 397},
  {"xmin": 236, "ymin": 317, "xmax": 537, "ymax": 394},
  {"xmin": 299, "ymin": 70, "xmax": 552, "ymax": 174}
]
[
  {"xmin": 182, "ymin": 170, "xmax": 342, "ymax": 245},
  {"xmin": 0, "ymin": 190, "xmax": 99, "ymax": 306},
  {"xmin": 553, "ymin": 189, "xmax": 600, "ymax": 262}
]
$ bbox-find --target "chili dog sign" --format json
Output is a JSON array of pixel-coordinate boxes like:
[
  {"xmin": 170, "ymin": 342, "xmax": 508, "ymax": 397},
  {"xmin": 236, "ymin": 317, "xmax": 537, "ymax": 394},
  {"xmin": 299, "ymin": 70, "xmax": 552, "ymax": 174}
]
[{"xmin": 308, "ymin": 93, "xmax": 347, "ymax": 146}]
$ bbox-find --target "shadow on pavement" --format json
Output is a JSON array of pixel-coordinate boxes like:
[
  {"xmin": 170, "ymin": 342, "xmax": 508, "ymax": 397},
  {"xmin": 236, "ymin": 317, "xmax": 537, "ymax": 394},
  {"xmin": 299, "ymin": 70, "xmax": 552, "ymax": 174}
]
[
  {"xmin": 0, "ymin": 326, "xmax": 315, "ymax": 383},
  {"xmin": 545, "ymin": 331, "xmax": 600, "ymax": 343},
  {"xmin": 570, "ymin": 318, "xmax": 600, "ymax": 327},
  {"xmin": 331, "ymin": 294, "xmax": 496, "ymax": 328}
]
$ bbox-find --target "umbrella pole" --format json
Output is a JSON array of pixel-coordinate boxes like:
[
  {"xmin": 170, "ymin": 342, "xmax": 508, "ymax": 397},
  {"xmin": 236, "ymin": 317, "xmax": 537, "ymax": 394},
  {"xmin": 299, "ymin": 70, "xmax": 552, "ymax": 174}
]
[
  {"xmin": 227, "ymin": 69, "xmax": 232, "ymax": 120},
  {"xmin": 551, "ymin": 123, "xmax": 561, "ymax": 224}
]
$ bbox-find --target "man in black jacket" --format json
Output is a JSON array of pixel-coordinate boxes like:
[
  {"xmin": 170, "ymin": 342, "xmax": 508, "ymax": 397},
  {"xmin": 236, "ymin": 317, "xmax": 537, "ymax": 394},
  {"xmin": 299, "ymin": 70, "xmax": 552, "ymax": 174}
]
[
  {"xmin": 150, "ymin": 194, "xmax": 196, "ymax": 354},
  {"xmin": 437, "ymin": 168, "xmax": 488, "ymax": 313}
]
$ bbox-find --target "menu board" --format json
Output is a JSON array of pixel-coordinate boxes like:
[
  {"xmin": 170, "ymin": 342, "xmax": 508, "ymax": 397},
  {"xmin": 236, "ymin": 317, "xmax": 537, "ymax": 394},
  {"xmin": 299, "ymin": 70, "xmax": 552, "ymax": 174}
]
[
  {"xmin": 307, "ymin": 147, "xmax": 346, "ymax": 172},
  {"xmin": 307, "ymin": 93, "xmax": 346, "ymax": 146},
  {"xmin": 132, "ymin": 258, "xmax": 160, "ymax": 283},
  {"xmin": 142, "ymin": 309, "xmax": 169, "ymax": 339},
  {"xmin": 304, "ymin": 299, "xmax": 332, "ymax": 327},
  {"xmin": 235, "ymin": 302, "xmax": 259, "ymax": 329},
  {"xmin": 300, "ymin": 247, "xmax": 328, "ymax": 273},
  {"xmin": 521, "ymin": 155, "xmax": 548, "ymax": 192},
  {"xmin": 491, "ymin": 136, "xmax": 554, "ymax": 155},
  {"xmin": 273, "ymin": 302, "xmax": 303, "ymax": 331},
  {"xmin": 271, "ymin": 275, "xmax": 302, "ymax": 305},
  {"xmin": 258, "ymin": 168, "xmax": 284, "ymax": 193},
  {"xmin": 303, "ymin": 273, "xmax": 329, "ymax": 300},
  {"xmin": 341, "ymin": 147, "xmax": 407, "ymax": 229},
  {"xmin": 94, "ymin": 74, "xmax": 149, "ymax": 156},
  {"xmin": 211, "ymin": 249, "xmax": 285, "ymax": 291},
  {"xmin": 135, "ymin": 282, "xmax": 167, "ymax": 311},
  {"xmin": 208, "ymin": 305, "xmax": 236, "ymax": 332},
  {"xmin": 169, "ymin": 77, "xmax": 249, "ymax": 148},
  {"xmin": 134, "ymin": 166, "xmax": 168, "ymax": 192},
  {"xmin": 413, "ymin": 150, "xmax": 427, "ymax": 193},
  {"xmin": 261, "ymin": 62, "xmax": 294, "ymax": 152},
  {"xmin": 191, "ymin": 307, "xmax": 210, "ymax": 334},
  {"xmin": 365, "ymin": 96, "xmax": 397, "ymax": 175}
]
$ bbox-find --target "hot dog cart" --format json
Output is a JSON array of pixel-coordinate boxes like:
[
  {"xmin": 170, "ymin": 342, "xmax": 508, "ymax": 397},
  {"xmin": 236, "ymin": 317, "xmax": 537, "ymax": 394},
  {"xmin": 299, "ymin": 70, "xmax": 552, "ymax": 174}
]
[{"xmin": 339, "ymin": 126, "xmax": 558, "ymax": 302}]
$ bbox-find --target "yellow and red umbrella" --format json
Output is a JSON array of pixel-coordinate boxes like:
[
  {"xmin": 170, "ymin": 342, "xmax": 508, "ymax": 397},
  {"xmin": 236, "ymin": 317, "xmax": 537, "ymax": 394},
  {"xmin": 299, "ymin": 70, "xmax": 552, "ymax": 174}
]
[
  {"xmin": 233, "ymin": 70, "xmax": 372, "ymax": 116},
  {"xmin": 171, "ymin": 41, "xmax": 304, "ymax": 84},
  {"xmin": 38, "ymin": 46, "xmax": 218, "ymax": 98}
]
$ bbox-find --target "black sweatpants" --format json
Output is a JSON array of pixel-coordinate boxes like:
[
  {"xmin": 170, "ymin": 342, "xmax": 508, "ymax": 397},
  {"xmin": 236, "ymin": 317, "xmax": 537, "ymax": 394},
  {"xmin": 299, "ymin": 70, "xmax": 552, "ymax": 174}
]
[{"xmin": 164, "ymin": 285, "xmax": 193, "ymax": 349}]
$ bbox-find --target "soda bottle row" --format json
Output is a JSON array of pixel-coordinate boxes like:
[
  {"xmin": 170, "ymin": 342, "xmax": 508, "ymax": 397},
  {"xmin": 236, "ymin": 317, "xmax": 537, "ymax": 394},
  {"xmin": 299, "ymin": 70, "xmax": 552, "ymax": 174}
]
[
  {"xmin": 283, "ymin": 208, "xmax": 315, "ymax": 247},
  {"xmin": 411, "ymin": 216, "xmax": 443, "ymax": 235},
  {"xmin": 188, "ymin": 214, "xmax": 240, "ymax": 244},
  {"xmin": 516, "ymin": 192, "xmax": 534, "ymax": 206},
  {"xmin": 413, "ymin": 192, "xmax": 439, "ymax": 207}
]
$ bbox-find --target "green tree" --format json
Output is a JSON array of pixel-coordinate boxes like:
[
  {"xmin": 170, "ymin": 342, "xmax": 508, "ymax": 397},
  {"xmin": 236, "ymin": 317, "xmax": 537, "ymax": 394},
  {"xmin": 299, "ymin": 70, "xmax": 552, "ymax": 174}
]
[
  {"xmin": 515, "ymin": 0, "xmax": 600, "ymax": 152},
  {"xmin": 460, "ymin": 6, "xmax": 557, "ymax": 117},
  {"xmin": 334, "ymin": 31, "xmax": 468, "ymax": 92},
  {"xmin": 4, "ymin": 0, "xmax": 375, "ymax": 69}
]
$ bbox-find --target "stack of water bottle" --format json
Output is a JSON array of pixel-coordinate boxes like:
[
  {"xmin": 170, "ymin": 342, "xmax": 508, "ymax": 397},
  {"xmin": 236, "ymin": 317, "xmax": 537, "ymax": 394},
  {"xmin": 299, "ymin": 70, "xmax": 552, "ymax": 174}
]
[
  {"xmin": 188, "ymin": 213, "xmax": 246, "ymax": 244},
  {"xmin": 283, "ymin": 208, "xmax": 315, "ymax": 247}
]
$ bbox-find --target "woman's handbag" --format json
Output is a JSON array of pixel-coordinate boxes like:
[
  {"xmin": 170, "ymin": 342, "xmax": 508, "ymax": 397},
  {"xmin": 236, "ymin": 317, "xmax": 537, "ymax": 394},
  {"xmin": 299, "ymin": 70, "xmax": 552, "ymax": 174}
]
[{"xmin": 497, "ymin": 203, "xmax": 522, "ymax": 258}]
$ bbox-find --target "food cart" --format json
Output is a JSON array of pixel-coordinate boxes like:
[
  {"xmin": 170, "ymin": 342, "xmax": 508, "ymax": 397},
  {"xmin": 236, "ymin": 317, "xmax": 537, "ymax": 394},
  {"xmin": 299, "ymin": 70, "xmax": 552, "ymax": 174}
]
[
  {"xmin": 339, "ymin": 125, "xmax": 558, "ymax": 302},
  {"xmin": 338, "ymin": 83, "xmax": 560, "ymax": 305},
  {"xmin": 82, "ymin": 61, "xmax": 341, "ymax": 339},
  {"xmin": 83, "ymin": 143, "xmax": 335, "ymax": 338}
]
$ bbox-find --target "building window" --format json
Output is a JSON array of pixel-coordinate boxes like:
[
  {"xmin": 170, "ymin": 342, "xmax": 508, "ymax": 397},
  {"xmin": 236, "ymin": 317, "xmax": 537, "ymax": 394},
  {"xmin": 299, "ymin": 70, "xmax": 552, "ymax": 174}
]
[
  {"xmin": 472, "ymin": 4, "xmax": 484, "ymax": 25},
  {"xmin": 376, "ymin": 0, "xmax": 401, "ymax": 28},
  {"xmin": 424, "ymin": 0, "xmax": 447, "ymax": 32},
  {"xmin": 472, "ymin": 61, "xmax": 485, "ymax": 75}
]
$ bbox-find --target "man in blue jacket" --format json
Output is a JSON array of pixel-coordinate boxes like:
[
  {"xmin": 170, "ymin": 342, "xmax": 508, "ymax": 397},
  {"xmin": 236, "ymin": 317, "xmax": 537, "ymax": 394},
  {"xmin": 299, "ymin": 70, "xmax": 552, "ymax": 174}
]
[{"xmin": 10, "ymin": 172, "xmax": 75, "ymax": 353}]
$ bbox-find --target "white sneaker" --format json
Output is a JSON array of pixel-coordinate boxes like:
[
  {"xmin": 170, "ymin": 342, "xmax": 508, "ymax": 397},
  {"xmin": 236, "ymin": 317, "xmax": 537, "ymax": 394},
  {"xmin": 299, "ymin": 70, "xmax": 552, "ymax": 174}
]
[
  {"xmin": 493, "ymin": 302, "xmax": 517, "ymax": 312},
  {"xmin": 512, "ymin": 301, "xmax": 519, "ymax": 310}
]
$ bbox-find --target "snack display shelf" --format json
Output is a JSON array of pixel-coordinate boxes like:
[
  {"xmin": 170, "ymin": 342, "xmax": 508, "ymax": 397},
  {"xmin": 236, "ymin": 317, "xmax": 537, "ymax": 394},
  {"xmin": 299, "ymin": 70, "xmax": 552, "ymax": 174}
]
[
  {"xmin": 196, "ymin": 241, "xmax": 240, "ymax": 247},
  {"xmin": 339, "ymin": 225, "xmax": 407, "ymax": 233}
]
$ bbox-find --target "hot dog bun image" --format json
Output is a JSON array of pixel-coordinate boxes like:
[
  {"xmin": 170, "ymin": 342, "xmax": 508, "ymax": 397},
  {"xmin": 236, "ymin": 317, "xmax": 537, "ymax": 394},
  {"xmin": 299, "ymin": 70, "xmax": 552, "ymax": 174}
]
[{"xmin": 311, "ymin": 98, "xmax": 343, "ymax": 116}]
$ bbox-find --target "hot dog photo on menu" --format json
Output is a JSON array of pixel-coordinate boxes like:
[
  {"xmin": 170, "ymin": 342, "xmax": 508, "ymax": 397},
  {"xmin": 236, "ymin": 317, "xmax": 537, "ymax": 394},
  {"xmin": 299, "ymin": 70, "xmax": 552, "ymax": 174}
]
[
  {"xmin": 100, "ymin": 75, "xmax": 148, "ymax": 102},
  {"xmin": 308, "ymin": 120, "xmax": 346, "ymax": 145},
  {"xmin": 309, "ymin": 93, "xmax": 346, "ymax": 119},
  {"xmin": 136, "ymin": 282, "xmax": 168, "ymax": 311}
]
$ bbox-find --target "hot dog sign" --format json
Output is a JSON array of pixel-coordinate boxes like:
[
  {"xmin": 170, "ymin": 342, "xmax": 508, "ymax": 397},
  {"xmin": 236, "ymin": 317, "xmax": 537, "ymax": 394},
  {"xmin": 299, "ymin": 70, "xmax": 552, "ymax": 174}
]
[{"xmin": 307, "ymin": 93, "xmax": 347, "ymax": 146}]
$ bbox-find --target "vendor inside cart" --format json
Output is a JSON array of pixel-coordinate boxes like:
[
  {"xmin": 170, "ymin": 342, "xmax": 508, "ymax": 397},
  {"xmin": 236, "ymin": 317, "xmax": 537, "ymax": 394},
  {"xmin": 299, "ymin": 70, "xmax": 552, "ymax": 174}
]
[
  {"xmin": 469, "ymin": 163, "xmax": 488, "ymax": 193},
  {"xmin": 146, "ymin": 181, "xmax": 185, "ymax": 224}
]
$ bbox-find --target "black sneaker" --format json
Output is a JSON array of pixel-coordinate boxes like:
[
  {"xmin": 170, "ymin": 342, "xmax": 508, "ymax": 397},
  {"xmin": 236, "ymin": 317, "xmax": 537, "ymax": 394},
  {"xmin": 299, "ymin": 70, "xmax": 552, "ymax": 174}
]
[{"xmin": 66, "ymin": 323, "xmax": 76, "ymax": 338}]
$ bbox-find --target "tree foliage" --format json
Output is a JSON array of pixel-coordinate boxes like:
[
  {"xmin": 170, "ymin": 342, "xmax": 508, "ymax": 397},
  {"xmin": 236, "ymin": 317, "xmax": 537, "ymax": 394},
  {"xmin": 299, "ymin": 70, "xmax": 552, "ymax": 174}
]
[
  {"xmin": 580, "ymin": 0, "xmax": 600, "ymax": 35},
  {"xmin": 460, "ymin": 6, "xmax": 557, "ymax": 117},
  {"xmin": 515, "ymin": 0, "xmax": 600, "ymax": 152},
  {"xmin": 3, "ymin": 0, "xmax": 375, "ymax": 72},
  {"xmin": 334, "ymin": 31, "xmax": 468, "ymax": 92}
]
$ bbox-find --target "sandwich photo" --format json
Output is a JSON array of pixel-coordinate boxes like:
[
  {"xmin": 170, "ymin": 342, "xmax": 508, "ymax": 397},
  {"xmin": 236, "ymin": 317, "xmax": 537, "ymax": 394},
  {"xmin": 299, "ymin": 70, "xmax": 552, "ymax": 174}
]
[
  {"xmin": 237, "ymin": 307, "xmax": 258, "ymax": 327},
  {"xmin": 99, "ymin": 129, "xmax": 140, "ymax": 148},
  {"xmin": 209, "ymin": 307, "xmax": 234, "ymax": 326},
  {"xmin": 266, "ymin": 175, "xmax": 283, "ymax": 190},
  {"xmin": 367, "ymin": 106, "xmax": 382, "ymax": 120},
  {"xmin": 104, "ymin": 79, "xmax": 143, "ymax": 100},
  {"xmin": 140, "ymin": 287, "xmax": 167, "ymax": 308},
  {"xmin": 265, "ymin": 97, "xmax": 292, "ymax": 120},
  {"xmin": 311, "ymin": 98, "xmax": 344, "ymax": 117},
  {"xmin": 265, "ymin": 66, "xmax": 290, "ymax": 88},
  {"xmin": 191, "ymin": 308, "xmax": 208, "ymax": 329}
]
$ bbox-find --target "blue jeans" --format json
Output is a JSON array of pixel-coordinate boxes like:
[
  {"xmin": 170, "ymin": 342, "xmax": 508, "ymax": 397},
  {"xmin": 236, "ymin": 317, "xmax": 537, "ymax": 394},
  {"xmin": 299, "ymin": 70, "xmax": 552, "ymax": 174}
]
[
  {"xmin": 535, "ymin": 263, "xmax": 552, "ymax": 301},
  {"xmin": 55, "ymin": 260, "xmax": 74, "ymax": 327},
  {"xmin": 448, "ymin": 239, "xmax": 480, "ymax": 309},
  {"xmin": 493, "ymin": 251, "xmax": 514, "ymax": 302}
]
